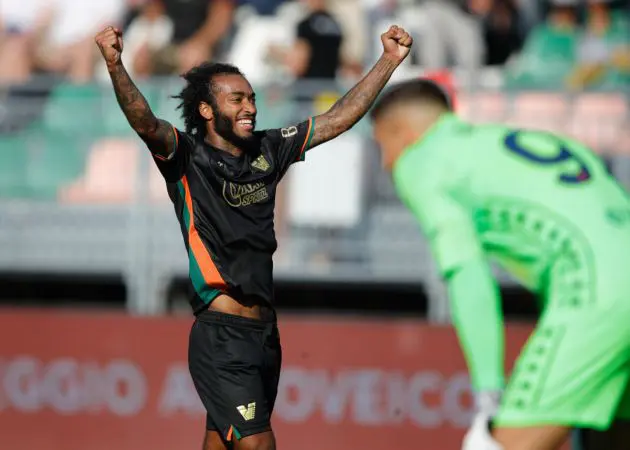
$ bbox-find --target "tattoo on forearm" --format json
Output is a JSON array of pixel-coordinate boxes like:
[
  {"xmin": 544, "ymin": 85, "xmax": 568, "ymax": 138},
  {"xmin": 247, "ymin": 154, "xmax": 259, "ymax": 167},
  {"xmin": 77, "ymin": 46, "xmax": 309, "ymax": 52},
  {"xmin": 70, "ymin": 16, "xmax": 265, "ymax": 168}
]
[
  {"xmin": 309, "ymin": 56, "xmax": 398, "ymax": 148},
  {"xmin": 110, "ymin": 65, "xmax": 155, "ymax": 134},
  {"xmin": 109, "ymin": 65, "xmax": 174, "ymax": 156}
]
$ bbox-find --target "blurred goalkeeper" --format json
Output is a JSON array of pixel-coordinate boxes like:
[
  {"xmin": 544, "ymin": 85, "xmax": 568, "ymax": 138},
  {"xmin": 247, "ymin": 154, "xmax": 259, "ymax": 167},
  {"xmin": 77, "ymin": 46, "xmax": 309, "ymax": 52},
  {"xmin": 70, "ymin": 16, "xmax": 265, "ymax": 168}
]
[{"xmin": 370, "ymin": 79, "xmax": 630, "ymax": 450}]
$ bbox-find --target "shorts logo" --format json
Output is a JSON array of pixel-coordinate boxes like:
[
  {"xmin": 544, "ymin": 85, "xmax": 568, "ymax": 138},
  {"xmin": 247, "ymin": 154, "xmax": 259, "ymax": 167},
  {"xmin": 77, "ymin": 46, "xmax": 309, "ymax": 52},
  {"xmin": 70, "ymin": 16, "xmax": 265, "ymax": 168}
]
[{"xmin": 237, "ymin": 402, "xmax": 256, "ymax": 421}]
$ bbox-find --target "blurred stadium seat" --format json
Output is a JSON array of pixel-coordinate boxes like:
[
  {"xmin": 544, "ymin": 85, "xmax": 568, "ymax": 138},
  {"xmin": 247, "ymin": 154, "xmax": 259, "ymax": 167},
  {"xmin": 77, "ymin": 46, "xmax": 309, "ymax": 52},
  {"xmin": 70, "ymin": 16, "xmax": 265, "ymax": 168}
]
[
  {"xmin": 463, "ymin": 91, "xmax": 507, "ymax": 123},
  {"xmin": 508, "ymin": 92, "xmax": 569, "ymax": 133},
  {"xmin": 27, "ymin": 130, "xmax": 87, "ymax": 200},
  {"xmin": 570, "ymin": 93, "xmax": 630, "ymax": 155},
  {"xmin": 0, "ymin": 134, "xmax": 29, "ymax": 198},
  {"xmin": 59, "ymin": 138, "xmax": 138, "ymax": 204},
  {"xmin": 59, "ymin": 138, "xmax": 169, "ymax": 204}
]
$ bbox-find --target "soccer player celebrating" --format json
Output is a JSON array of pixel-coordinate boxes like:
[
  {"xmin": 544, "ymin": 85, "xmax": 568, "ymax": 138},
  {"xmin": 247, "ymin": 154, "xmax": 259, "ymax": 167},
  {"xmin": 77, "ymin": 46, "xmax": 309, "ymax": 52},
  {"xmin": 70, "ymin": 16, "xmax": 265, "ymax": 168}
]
[
  {"xmin": 95, "ymin": 25, "xmax": 412, "ymax": 450},
  {"xmin": 370, "ymin": 79, "xmax": 630, "ymax": 450}
]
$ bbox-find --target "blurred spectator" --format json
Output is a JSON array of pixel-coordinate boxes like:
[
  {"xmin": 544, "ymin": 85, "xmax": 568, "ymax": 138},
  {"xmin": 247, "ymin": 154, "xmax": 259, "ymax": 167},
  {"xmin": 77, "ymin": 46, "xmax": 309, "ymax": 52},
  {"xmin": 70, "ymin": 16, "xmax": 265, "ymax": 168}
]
[
  {"xmin": 470, "ymin": 0, "xmax": 525, "ymax": 66},
  {"xmin": 225, "ymin": 3, "xmax": 296, "ymax": 85},
  {"xmin": 125, "ymin": 0, "xmax": 235, "ymax": 76},
  {"xmin": 505, "ymin": 0, "xmax": 579, "ymax": 89},
  {"xmin": 237, "ymin": 0, "xmax": 285, "ymax": 15},
  {"xmin": 326, "ymin": 0, "xmax": 367, "ymax": 77},
  {"xmin": 0, "ymin": 0, "xmax": 52, "ymax": 83},
  {"xmin": 361, "ymin": 0, "xmax": 408, "ymax": 67},
  {"xmin": 513, "ymin": 0, "xmax": 541, "ymax": 31},
  {"xmin": 35, "ymin": 0, "xmax": 126, "ymax": 83},
  {"xmin": 120, "ymin": 0, "xmax": 174, "ymax": 79},
  {"xmin": 0, "ymin": 0, "xmax": 123, "ymax": 84},
  {"xmin": 268, "ymin": 0, "xmax": 343, "ymax": 80},
  {"xmin": 410, "ymin": 0, "xmax": 484, "ymax": 73},
  {"xmin": 567, "ymin": 0, "xmax": 630, "ymax": 89},
  {"xmin": 267, "ymin": 0, "xmax": 344, "ymax": 125}
]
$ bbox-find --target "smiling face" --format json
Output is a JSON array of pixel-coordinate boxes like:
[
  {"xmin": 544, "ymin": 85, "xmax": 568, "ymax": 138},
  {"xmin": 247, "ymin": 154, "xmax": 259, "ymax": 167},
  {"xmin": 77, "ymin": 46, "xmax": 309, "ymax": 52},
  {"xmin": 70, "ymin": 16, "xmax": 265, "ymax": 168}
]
[{"xmin": 200, "ymin": 73, "xmax": 258, "ymax": 149}]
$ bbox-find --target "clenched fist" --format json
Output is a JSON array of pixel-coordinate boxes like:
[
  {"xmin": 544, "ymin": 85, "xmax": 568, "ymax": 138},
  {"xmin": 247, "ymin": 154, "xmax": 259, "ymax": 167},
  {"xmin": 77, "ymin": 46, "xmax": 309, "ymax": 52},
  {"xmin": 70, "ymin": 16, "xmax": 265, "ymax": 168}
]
[
  {"xmin": 95, "ymin": 26, "xmax": 124, "ymax": 68},
  {"xmin": 381, "ymin": 25, "xmax": 413, "ymax": 64}
]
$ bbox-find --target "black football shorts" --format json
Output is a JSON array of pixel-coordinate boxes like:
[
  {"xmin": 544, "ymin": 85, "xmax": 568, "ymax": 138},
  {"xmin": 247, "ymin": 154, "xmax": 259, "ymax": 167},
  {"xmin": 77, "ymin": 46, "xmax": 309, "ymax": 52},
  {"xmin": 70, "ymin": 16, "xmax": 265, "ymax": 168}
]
[{"xmin": 188, "ymin": 309, "xmax": 282, "ymax": 442}]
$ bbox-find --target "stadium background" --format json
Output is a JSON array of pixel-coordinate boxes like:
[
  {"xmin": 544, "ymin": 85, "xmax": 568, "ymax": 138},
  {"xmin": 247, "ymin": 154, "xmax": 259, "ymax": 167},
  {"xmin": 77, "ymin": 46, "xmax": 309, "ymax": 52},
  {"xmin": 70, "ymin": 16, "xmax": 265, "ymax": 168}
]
[{"xmin": 0, "ymin": 0, "xmax": 628, "ymax": 448}]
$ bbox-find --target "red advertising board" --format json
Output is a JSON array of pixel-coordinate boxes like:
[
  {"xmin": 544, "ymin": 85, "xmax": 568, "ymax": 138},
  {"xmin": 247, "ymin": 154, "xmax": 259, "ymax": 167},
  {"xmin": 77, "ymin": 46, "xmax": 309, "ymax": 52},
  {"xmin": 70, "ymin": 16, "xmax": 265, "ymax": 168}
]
[{"xmin": 0, "ymin": 310, "xmax": 535, "ymax": 450}]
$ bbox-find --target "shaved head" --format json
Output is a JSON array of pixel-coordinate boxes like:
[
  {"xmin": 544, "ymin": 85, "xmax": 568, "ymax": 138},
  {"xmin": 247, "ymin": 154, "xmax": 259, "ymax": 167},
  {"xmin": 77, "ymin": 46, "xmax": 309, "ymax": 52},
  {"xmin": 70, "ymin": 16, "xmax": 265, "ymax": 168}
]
[
  {"xmin": 371, "ymin": 79, "xmax": 452, "ymax": 121},
  {"xmin": 371, "ymin": 79, "xmax": 454, "ymax": 171}
]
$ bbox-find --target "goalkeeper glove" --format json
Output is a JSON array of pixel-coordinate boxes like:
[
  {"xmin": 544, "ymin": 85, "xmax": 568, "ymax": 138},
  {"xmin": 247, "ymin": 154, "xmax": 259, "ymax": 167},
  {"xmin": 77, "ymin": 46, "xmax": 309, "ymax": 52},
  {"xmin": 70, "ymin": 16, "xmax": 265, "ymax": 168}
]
[{"xmin": 462, "ymin": 391, "xmax": 504, "ymax": 450}]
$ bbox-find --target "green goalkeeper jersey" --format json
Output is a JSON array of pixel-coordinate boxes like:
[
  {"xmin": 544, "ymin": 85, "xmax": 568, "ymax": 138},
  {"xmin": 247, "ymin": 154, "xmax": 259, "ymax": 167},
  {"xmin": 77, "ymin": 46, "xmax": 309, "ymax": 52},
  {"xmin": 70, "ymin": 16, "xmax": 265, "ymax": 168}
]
[{"xmin": 392, "ymin": 113, "xmax": 630, "ymax": 392}]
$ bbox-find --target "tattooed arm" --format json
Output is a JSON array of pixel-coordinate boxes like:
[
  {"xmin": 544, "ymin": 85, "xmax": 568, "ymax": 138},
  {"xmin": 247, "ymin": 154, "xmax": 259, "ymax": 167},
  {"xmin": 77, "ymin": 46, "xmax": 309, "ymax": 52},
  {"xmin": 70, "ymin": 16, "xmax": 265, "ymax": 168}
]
[
  {"xmin": 95, "ymin": 26, "xmax": 176, "ymax": 159},
  {"xmin": 108, "ymin": 65, "xmax": 176, "ymax": 158},
  {"xmin": 308, "ymin": 25, "xmax": 413, "ymax": 149},
  {"xmin": 309, "ymin": 56, "xmax": 398, "ymax": 148}
]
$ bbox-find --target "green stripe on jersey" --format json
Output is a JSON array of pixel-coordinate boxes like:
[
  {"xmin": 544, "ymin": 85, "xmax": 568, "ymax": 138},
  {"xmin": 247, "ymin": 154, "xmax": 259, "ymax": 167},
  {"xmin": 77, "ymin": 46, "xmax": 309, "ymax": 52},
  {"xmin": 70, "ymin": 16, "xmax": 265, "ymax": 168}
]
[{"xmin": 177, "ymin": 181, "xmax": 220, "ymax": 304}]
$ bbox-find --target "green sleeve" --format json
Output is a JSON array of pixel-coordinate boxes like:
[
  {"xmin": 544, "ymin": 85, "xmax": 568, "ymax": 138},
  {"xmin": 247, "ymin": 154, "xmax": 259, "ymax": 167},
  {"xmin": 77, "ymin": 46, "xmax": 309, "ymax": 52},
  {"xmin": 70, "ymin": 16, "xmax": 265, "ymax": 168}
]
[
  {"xmin": 393, "ymin": 146, "xmax": 504, "ymax": 392},
  {"xmin": 393, "ymin": 146, "xmax": 481, "ymax": 275},
  {"xmin": 447, "ymin": 260, "xmax": 505, "ymax": 392}
]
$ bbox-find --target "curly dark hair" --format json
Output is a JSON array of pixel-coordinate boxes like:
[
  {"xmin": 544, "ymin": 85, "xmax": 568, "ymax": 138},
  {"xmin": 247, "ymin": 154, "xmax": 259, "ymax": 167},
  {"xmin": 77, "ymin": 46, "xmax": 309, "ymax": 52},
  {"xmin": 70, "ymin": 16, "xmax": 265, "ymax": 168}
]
[{"xmin": 173, "ymin": 62, "xmax": 244, "ymax": 138}]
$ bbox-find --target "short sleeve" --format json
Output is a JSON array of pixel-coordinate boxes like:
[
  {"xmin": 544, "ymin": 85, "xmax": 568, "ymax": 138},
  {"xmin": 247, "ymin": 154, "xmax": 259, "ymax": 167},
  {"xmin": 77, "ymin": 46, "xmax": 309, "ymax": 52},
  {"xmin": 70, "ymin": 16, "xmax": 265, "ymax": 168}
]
[
  {"xmin": 150, "ymin": 126, "xmax": 193, "ymax": 183},
  {"xmin": 264, "ymin": 117, "xmax": 315, "ymax": 176},
  {"xmin": 393, "ymin": 147, "xmax": 483, "ymax": 277},
  {"xmin": 297, "ymin": 18, "xmax": 312, "ymax": 41}
]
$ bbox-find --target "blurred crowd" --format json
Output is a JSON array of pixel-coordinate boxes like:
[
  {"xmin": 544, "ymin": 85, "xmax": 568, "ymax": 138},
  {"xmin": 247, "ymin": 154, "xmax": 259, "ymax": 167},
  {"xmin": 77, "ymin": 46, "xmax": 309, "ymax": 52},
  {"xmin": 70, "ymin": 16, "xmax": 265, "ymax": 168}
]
[{"xmin": 0, "ymin": 0, "xmax": 628, "ymax": 89}]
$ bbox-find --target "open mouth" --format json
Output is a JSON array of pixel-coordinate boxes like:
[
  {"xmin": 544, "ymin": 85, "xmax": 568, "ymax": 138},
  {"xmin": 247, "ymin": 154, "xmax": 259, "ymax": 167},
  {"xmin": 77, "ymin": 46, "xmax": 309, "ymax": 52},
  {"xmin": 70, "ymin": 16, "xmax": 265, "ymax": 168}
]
[{"xmin": 236, "ymin": 118, "xmax": 255, "ymax": 132}]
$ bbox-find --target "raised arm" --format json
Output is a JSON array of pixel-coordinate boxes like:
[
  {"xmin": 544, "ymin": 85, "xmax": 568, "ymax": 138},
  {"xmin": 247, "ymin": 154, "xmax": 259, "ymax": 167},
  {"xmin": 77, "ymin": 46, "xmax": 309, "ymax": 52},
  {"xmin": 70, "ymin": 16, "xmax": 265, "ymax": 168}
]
[
  {"xmin": 95, "ymin": 26, "xmax": 176, "ymax": 159},
  {"xmin": 308, "ymin": 25, "xmax": 413, "ymax": 149}
]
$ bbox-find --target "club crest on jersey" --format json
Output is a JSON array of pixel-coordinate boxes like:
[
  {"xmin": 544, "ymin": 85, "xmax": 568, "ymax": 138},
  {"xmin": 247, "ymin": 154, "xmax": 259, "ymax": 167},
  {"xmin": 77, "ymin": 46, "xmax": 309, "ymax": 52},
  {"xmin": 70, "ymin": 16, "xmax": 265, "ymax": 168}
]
[
  {"xmin": 223, "ymin": 181, "xmax": 269, "ymax": 207},
  {"xmin": 251, "ymin": 154, "xmax": 270, "ymax": 173}
]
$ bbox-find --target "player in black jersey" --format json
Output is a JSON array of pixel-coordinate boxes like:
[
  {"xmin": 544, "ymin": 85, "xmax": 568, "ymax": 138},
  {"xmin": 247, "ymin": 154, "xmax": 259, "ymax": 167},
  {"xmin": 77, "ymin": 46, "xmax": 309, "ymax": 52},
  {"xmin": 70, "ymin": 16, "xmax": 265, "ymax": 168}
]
[{"xmin": 96, "ymin": 24, "xmax": 412, "ymax": 450}]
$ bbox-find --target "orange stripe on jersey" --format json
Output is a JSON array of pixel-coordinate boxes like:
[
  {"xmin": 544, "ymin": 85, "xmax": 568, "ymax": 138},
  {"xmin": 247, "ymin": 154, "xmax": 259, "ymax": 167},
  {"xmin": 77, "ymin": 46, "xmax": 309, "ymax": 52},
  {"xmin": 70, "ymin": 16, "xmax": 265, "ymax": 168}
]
[
  {"xmin": 181, "ymin": 175, "xmax": 226, "ymax": 287},
  {"xmin": 172, "ymin": 125, "xmax": 179, "ymax": 149},
  {"xmin": 151, "ymin": 125, "xmax": 180, "ymax": 161},
  {"xmin": 297, "ymin": 117, "xmax": 314, "ymax": 160}
]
